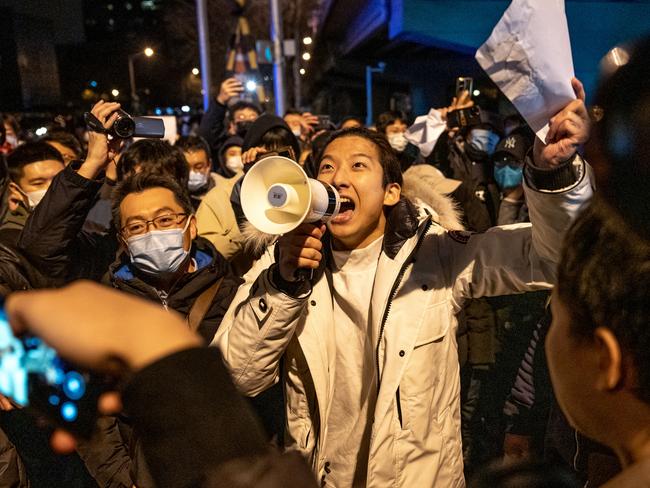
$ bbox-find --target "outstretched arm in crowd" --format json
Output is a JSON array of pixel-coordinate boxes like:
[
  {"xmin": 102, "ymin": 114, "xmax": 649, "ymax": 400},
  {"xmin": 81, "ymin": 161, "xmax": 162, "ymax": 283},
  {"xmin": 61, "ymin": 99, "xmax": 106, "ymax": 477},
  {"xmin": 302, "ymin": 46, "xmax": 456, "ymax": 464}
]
[
  {"xmin": 17, "ymin": 101, "xmax": 121, "ymax": 283},
  {"xmin": 198, "ymin": 78, "xmax": 244, "ymax": 153},
  {"xmin": 5, "ymin": 281, "xmax": 276, "ymax": 488},
  {"xmin": 447, "ymin": 78, "xmax": 592, "ymax": 305}
]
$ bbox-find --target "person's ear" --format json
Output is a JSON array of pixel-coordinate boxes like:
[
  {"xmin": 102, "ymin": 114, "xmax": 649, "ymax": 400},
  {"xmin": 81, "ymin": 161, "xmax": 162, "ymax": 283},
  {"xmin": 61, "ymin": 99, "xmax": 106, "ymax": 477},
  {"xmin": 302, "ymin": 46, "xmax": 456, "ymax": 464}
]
[
  {"xmin": 383, "ymin": 182, "xmax": 401, "ymax": 207},
  {"xmin": 593, "ymin": 326, "xmax": 623, "ymax": 392},
  {"xmin": 189, "ymin": 215, "xmax": 197, "ymax": 240},
  {"xmin": 7, "ymin": 182, "xmax": 26, "ymax": 212}
]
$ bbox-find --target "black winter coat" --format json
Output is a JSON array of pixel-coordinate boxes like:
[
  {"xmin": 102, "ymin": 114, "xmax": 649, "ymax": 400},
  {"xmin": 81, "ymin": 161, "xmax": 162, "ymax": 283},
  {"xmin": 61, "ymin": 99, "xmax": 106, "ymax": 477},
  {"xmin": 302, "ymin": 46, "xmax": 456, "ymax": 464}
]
[{"xmin": 107, "ymin": 237, "xmax": 241, "ymax": 344}]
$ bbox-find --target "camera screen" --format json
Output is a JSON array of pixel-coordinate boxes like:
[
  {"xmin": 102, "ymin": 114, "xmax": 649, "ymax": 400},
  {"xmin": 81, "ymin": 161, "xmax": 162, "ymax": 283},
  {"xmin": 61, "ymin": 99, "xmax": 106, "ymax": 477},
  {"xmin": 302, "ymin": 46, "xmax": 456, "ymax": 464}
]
[{"xmin": 0, "ymin": 307, "xmax": 93, "ymax": 427}]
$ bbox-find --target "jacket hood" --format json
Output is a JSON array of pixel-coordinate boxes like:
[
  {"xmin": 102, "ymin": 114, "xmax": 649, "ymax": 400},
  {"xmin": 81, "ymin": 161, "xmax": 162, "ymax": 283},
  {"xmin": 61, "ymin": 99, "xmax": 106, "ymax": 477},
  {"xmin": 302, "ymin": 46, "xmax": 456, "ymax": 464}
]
[
  {"xmin": 242, "ymin": 114, "xmax": 301, "ymax": 161},
  {"xmin": 217, "ymin": 135, "xmax": 244, "ymax": 178},
  {"xmin": 240, "ymin": 178, "xmax": 464, "ymax": 260}
]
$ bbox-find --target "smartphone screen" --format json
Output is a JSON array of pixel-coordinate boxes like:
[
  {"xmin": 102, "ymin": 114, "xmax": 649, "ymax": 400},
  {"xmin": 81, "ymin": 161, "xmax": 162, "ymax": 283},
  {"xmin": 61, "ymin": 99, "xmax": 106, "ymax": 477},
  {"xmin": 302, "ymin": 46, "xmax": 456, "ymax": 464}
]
[
  {"xmin": 456, "ymin": 77, "xmax": 474, "ymax": 98},
  {"xmin": 0, "ymin": 305, "xmax": 101, "ymax": 437}
]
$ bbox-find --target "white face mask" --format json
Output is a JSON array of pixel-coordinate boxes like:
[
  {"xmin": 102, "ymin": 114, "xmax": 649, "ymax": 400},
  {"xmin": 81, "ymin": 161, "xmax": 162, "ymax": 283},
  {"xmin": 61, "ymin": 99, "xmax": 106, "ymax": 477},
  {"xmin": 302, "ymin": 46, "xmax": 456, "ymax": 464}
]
[
  {"xmin": 226, "ymin": 155, "xmax": 243, "ymax": 173},
  {"xmin": 387, "ymin": 132, "xmax": 408, "ymax": 152},
  {"xmin": 4, "ymin": 135, "xmax": 18, "ymax": 149},
  {"xmin": 291, "ymin": 128, "xmax": 302, "ymax": 138},
  {"xmin": 127, "ymin": 218, "xmax": 191, "ymax": 275},
  {"xmin": 188, "ymin": 170, "xmax": 209, "ymax": 191},
  {"xmin": 19, "ymin": 188, "xmax": 48, "ymax": 210}
]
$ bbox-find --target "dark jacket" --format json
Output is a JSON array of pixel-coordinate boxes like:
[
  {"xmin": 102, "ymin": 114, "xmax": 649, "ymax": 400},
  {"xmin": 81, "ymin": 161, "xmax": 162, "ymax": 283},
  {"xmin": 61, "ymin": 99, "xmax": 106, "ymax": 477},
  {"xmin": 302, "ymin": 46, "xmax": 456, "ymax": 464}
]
[
  {"xmin": 198, "ymin": 101, "xmax": 229, "ymax": 168},
  {"xmin": 108, "ymin": 237, "xmax": 241, "ymax": 344},
  {"xmin": 18, "ymin": 165, "xmax": 118, "ymax": 284}
]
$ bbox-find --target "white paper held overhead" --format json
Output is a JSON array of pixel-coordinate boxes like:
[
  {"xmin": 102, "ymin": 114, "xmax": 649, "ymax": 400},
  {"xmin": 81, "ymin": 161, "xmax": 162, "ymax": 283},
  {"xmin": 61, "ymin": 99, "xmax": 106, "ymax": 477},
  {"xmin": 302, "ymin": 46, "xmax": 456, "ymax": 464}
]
[{"xmin": 475, "ymin": 0, "xmax": 575, "ymax": 141}]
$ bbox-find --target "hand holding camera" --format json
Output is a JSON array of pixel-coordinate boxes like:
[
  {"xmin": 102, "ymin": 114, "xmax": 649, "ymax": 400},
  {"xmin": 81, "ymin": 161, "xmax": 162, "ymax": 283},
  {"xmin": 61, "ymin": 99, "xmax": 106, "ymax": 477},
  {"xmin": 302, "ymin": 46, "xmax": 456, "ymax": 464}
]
[{"xmin": 84, "ymin": 100, "xmax": 124, "ymax": 173}]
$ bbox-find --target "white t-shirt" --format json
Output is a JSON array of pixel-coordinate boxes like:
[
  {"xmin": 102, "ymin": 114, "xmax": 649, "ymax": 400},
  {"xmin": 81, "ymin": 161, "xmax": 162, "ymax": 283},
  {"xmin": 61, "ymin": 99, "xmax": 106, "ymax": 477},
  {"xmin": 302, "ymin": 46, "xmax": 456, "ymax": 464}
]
[{"xmin": 324, "ymin": 236, "xmax": 383, "ymax": 487}]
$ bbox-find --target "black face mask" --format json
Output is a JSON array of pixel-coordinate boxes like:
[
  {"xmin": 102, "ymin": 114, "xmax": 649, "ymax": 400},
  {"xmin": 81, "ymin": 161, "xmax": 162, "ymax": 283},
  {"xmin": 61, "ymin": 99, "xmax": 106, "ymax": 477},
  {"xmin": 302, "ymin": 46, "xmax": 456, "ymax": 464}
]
[{"xmin": 235, "ymin": 121, "xmax": 253, "ymax": 138}]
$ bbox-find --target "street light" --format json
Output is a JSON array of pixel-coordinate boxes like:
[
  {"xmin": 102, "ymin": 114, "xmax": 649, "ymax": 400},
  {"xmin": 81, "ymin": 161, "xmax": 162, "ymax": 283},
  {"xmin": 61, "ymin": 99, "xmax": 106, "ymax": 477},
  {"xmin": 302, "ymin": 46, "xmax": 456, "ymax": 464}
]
[
  {"xmin": 299, "ymin": 68, "xmax": 306, "ymax": 75},
  {"xmin": 303, "ymin": 36, "xmax": 312, "ymax": 45},
  {"xmin": 128, "ymin": 47, "xmax": 154, "ymax": 112},
  {"xmin": 191, "ymin": 67, "xmax": 199, "ymax": 76},
  {"xmin": 302, "ymin": 52, "xmax": 311, "ymax": 61}
]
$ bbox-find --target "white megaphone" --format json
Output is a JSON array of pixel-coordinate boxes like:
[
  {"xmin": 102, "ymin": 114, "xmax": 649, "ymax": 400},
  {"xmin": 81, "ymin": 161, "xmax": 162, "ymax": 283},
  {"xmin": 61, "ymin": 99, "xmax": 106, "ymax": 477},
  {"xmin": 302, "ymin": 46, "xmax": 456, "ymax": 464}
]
[{"xmin": 241, "ymin": 155, "xmax": 340, "ymax": 234}]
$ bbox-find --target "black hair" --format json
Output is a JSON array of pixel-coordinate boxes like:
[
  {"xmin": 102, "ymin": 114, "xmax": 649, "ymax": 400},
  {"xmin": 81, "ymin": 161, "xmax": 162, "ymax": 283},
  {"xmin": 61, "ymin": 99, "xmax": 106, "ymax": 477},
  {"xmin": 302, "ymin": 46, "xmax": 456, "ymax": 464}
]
[
  {"xmin": 175, "ymin": 135, "xmax": 212, "ymax": 159},
  {"xmin": 376, "ymin": 110, "xmax": 407, "ymax": 135},
  {"xmin": 118, "ymin": 139, "xmax": 189, "ymax": 188},
  {"xmin": 41, "ymin": 129, "xmax": 83, "ymax": 160},
  {"xmin": 6, "ymin": 141, "xmax": 64, "ymax": 183},
  {"xmin": 283, "ymin": 108, "xmax": 302, "ymax": 117},
  {"xmin": 1, "ymin": 114, "xmax": 20, "ymax": 138},
  {"xmin": 339, "ymin": 116, "xmax": 364, "ymax": 128},
  {"xmin": 317, "ymin": 127, "xmax": 403, "ymax": 187},
  {"xmin": 557, "ymin": 199, "xmax": 650, "ymax": 404},
  {"xmin": 260, "ymin": 126, "xmax": 297, "ymax": 155},
  {"xmin": 111, "ymin": 172, "xmax": 193, "ymax": 231},
  {"xmin": 228, "ymin": 101, "xmax": 262, "ymax": 122}
]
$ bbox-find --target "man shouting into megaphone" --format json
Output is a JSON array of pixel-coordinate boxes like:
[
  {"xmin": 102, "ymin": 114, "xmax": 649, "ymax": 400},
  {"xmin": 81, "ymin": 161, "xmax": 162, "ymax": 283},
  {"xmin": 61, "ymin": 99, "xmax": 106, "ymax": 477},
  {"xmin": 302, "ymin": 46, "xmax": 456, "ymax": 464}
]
[{"xmin": 214, "ymin": 95, "xmax": 592, "ymax": 486}]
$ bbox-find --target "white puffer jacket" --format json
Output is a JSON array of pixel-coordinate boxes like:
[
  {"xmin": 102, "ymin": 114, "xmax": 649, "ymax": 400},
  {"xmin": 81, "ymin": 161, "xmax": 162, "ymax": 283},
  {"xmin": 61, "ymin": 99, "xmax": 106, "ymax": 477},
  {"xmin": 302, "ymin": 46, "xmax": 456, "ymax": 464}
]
[{"xmin": 213, "ymin": 160, "xmax": 592, "ymax": 487}]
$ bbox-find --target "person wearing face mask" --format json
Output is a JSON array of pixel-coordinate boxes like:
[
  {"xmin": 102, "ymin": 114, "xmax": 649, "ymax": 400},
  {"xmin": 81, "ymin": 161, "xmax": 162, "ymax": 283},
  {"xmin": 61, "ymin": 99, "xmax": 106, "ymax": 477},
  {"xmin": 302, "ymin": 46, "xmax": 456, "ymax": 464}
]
[
  {"xmin": 80, "ymin": 172, "xmax": 241, "ymax": 488},
  {"xmin": 0, "ymin": 115, "xmax": 20, "ymax": 155},
  {"xmin": 493, "ymin": 131, "xmax": 533, "ymax": 225},
  {"xmin": 1, "ymin": 142, "xmax": 65, "ymax": 241},
  {"xmin": 217, "ymin": 136, "xmax": 245, "ymax": 178},
  {"xmin": 176, "ymin": 135, "xmax": 234, "ymax": 211},
  {"xmin": 376, "ymin": 111, "xmax": 422, "ymax": 172}
]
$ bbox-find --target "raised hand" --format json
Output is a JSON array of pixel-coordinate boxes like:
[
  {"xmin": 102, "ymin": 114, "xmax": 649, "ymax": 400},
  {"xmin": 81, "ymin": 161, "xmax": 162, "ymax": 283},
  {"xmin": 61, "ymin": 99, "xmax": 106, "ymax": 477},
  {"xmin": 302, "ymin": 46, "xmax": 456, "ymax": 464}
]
[{"xmin": 533, "ymin": 78, "xmax": 590, "ymax": 168}]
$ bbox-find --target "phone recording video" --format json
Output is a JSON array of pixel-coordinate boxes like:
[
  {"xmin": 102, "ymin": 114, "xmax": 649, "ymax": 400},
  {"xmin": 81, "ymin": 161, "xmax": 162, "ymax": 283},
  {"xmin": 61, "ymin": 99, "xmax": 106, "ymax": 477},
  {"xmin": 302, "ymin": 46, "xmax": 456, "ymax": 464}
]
[{"xmin": 0, "ymin": 303, "xmax": 102, "ymax": 437}]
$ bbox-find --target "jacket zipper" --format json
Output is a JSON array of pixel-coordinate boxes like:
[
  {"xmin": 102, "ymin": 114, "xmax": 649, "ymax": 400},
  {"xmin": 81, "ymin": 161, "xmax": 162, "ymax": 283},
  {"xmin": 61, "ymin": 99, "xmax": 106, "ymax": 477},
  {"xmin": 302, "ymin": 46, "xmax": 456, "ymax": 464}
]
[
  {"xmin": 375, "ymin": 219, "xmax": 433, "ymax": 392},
  {"xmin": 156, "ymin": 290, "xmax": 169, "ymax": 310}
]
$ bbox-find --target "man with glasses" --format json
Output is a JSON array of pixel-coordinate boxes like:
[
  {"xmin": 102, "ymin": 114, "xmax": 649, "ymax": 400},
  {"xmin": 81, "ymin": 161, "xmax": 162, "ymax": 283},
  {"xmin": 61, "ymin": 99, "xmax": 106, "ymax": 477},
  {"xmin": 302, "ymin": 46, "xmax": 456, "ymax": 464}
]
[{"xmin": 109, "ymin": 172, "xmax": 239, "ymax": 342}]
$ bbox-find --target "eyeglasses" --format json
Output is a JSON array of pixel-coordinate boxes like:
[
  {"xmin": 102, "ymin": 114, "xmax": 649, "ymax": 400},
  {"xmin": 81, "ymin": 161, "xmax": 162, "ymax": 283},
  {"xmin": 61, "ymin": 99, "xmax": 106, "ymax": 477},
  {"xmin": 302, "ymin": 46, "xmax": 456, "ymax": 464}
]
[{"xmin": 121, "ymin": 213, "xmax": 188, "ymax": 238}]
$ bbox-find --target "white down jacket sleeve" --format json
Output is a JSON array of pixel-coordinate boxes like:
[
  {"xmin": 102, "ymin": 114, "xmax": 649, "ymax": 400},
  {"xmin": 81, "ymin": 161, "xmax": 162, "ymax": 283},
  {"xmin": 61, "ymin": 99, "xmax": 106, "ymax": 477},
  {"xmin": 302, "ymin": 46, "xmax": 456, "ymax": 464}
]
[
  {"xmin": 211, "ymin": 250, "xmax": 309, "ymax": 396},
  {"xmin": 446, "ymin": 157, "xmax": 593, "ymax": 312}
]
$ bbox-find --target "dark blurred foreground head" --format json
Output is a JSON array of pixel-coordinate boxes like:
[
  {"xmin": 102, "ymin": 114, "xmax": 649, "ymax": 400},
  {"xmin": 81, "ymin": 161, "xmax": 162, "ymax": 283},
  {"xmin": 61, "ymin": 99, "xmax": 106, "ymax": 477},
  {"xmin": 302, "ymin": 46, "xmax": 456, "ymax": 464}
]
[{"xmin": 589, "ymin": 35, "xmax": 650, "ymax": 240}]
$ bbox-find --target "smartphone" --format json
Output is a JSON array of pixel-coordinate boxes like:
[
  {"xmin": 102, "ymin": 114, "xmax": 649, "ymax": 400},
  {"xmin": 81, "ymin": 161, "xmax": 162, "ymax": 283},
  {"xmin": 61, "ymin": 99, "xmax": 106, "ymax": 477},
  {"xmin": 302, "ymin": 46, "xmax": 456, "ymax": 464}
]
[
  {"xmin": 455, "ymin": 77, "xmax": 474, "ymax": 98},
  {"xmin": 315, "ymin": 115, "xmax": 332, "ymax": 131},
  {"xmin": 0, "ymin": 303, "xmax": 102, "ymax": 438}
]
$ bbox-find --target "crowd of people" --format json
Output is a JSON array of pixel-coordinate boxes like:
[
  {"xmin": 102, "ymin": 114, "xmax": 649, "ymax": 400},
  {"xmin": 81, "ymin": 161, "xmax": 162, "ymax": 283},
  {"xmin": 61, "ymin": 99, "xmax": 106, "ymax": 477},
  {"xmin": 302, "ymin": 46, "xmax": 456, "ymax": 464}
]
[{"xmin": 0, "ymin": 33, "xmax": 647, "ymax": 488}]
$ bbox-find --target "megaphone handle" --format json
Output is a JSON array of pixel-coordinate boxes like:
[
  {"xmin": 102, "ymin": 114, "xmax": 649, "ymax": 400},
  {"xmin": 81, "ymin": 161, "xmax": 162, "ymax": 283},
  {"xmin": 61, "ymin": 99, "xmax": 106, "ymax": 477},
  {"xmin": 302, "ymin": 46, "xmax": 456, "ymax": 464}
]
[{"xmin": 293, "ymin": 268, "xmax": 314, "ymax": 282}]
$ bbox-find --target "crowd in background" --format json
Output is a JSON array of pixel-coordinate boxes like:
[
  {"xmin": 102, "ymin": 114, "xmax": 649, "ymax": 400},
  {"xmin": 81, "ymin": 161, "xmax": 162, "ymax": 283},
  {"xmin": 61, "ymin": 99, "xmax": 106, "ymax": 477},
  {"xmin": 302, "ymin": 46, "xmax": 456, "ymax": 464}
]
[{"xmin": 0, "ymin": 34, "xmax": 647, "ymax": 488}]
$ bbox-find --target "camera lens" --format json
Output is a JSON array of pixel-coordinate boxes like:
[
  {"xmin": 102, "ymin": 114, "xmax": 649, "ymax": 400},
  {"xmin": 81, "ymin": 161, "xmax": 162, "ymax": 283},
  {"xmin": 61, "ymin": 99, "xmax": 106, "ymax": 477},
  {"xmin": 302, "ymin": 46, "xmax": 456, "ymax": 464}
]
[{"xmin": 112, "ymin": 111, "xmax": 136, "ymax": 138}]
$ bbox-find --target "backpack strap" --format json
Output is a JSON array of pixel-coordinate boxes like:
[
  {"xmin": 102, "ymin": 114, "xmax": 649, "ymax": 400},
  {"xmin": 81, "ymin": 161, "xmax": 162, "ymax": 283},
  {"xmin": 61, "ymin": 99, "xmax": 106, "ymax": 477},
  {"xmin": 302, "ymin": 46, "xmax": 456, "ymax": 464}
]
[{"xmin": 186, "ymin": 276, "xmax": 225, "ymax": 332}]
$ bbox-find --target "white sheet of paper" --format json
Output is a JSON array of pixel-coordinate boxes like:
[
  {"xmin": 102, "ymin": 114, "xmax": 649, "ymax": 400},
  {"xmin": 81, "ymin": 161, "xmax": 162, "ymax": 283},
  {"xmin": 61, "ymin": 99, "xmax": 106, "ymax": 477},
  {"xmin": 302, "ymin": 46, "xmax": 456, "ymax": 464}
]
[
  {"xmin": 404, "ymin": 108, "xmax": 447, "ymax": 157},
  {"xmin": 475, "ymin": 0, "xmax": 575, "ymax": 141}
]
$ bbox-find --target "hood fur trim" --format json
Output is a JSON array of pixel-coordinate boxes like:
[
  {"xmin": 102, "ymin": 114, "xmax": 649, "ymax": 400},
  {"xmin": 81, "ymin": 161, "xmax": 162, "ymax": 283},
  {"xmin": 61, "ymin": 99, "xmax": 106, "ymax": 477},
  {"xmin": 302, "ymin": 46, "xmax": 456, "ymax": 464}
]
[
  {"xmin": 402, "ymin": 165, "xmax": 465, "ymax": 231},
  {"xmin": 241, "ymin": 221, "xmax": 278, "ymax": 257}
]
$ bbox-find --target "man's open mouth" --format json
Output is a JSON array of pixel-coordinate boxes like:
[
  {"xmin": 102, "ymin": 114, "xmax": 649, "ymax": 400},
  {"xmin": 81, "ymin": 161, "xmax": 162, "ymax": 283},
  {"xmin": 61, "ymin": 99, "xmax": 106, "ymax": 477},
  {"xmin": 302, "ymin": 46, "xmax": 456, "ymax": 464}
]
[{"xmin": 332, "ymin": 196, "xmax": 355, "ymax": 224}]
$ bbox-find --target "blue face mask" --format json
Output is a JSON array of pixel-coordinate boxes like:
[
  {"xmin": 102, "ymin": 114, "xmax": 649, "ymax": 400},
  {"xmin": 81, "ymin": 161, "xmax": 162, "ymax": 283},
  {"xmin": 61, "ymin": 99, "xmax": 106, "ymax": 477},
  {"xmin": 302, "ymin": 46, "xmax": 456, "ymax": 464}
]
[
  {"xmin": 468, "ymin": 129, "xmax": 500, "ymax": 156},
  {"xmin": 494, "ymin": 164, "xmax": 523, "ymax": 190},
  {"xmin": 127, "ymin": 219, "xmax": 191, "ymax": 275}
]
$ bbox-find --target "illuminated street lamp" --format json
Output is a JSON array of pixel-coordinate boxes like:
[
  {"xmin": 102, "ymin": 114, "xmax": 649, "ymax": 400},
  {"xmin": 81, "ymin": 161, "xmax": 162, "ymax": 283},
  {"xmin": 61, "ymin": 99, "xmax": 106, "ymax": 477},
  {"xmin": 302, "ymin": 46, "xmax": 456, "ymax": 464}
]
[
  {"xmin": 302, "ymin": 52, "xmax": 311, "ymax": 61},
  {"xmin": 299, "ymin": 68, "xmax": 306, "ymax": 75},
  {"xmin": 303, "ymin": 36, "xmax": 312, "ymax": 45},
  {"xmin": 128, "ymin": 47, "xmax": 155, "ymax": 111},
  {"xmin": 192, "ymin": 67, "xmax": 200, "ymax": 76}
]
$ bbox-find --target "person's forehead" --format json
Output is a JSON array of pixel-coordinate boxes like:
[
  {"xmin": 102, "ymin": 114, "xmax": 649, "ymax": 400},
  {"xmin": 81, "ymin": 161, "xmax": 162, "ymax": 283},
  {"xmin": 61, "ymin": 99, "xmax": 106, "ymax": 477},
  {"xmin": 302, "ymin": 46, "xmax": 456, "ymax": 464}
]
[
  {"xmin": 184, "ymin": 149, "xmax": 208, "ymax": 163},
  {"xmin": 323, "ymin": 136, "xmax": 380, "ymax": 160},
  {"xmin": 225, "ymin": 146, "xmax": 241, "ymax": 155},
  {"xmin": 120, "ymin": 187, "xmax": 182, "ymax": 219},
  {"xmin": 23, "ymin": 159, "xmax": 64, "ymax": 177}
]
